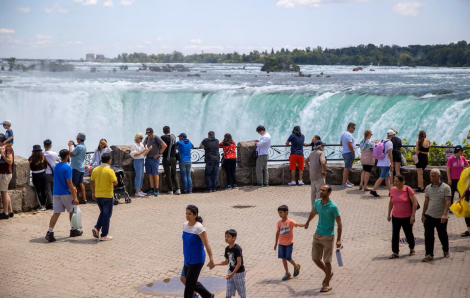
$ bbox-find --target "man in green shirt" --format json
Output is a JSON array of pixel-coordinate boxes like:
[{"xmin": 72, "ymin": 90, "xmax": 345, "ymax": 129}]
[{"xmin": 305, "ymin": 185, "xmax": 342, "ymax": 293}]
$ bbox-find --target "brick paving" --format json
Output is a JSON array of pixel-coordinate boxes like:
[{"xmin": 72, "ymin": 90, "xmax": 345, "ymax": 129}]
[{"xmin": 1, "ymin": 185, "xmax": 470, "ymax": 298}]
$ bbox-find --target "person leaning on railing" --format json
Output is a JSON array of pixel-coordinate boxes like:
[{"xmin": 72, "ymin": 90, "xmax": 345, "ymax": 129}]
[
  {"xmin": 255, "ymin": 125, "xmax": 271, "ymax": 187},
  {"xmin": 446, "ymin": 145, "xmax": 468, "ymax": 205},
  {"xmin": 359, "ymin": 129, "xmax": 375, "ymax": 192},
  {"xmin": 219, "ymin": 133, "xmax": 238, "ymax": 189},
  {"xmin": 286, "ymin": 126, "xmax": 305, "ymax": 186},
  {"xmin": 130, "ymin": 133, "xmax": 149, "ymax": 197}
]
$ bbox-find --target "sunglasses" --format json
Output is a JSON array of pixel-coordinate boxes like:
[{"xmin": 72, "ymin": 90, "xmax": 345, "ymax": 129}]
[{"xmin": 146, "ymin": 132, "xmax": 152, "ymax": 135}]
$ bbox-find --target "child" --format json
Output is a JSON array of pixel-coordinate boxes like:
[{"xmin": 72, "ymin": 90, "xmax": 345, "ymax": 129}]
[
  {"xmin": 215, "ymin": 229, "xmax": 246, "ymax": 298},
  {"xmin": 1, "ymin": 120, "xmax": 13, "ymax": 148},
  {"xmin": 274, "ymin": 205, "xmax": 304, "ymax": 281}
]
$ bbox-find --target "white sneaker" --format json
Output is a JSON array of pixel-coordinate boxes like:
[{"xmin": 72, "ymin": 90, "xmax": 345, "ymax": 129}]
[
  {"xmin": 139, "ymin": 191, "xmax": 146, "ymax": 196},
  {"xmin": 341, "ymin": 183, "xmax": 352, "ymax": 188},
  {"xmin": 100, "ymin": 235, "xmax": 113, "ymax": 241},
  {"xmin": 135, "ymin": 192, "xmax": 145, "ymax": 197},
  {"xmin": 175, "ymin": 189, "xmax": 181, "ymax": 195},
  {"xmin": 287, "ymin": 181, "xmax": 297, "ymax": 186},
  {"xmin": 346, "ymin": 181, "xmax": 354, "ymax": 186},
  {"xmin": 298, "ymin": 181, "xmax": 305, "ymax": 186},
  {"xmin": 166, "ymin": 191, "xmax": 173, "ymax": 195}
]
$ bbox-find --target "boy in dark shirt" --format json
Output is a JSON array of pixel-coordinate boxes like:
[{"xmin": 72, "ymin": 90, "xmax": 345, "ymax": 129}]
[{"xmin": 215, "ymin": 229, "xmax": 246, "ymax": 298}]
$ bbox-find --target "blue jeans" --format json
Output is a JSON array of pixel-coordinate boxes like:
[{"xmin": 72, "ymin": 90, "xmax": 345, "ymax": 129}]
[
  {"xmin": 95, "ymin": 197, "xmax": 114, "ymax": 237},
  {"xmin": 278, "ymin": 243, "xmax": 293, "ymax": 260},
  {"xmin": 179, "ymin": 161, "xmax": 192, "ymax": 192},
  {"xmin": 205, "ymin": 161, "xmax": 220, "ymax": 190},
  {"xmin": 133, "ymin": 159, "xmax": 144, "ymax": 190}
]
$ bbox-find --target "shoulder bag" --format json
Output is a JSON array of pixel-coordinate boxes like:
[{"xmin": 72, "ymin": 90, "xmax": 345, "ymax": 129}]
[{"xmin": 406, "ymin": 186, "xmax": 420, "ymax": 210}]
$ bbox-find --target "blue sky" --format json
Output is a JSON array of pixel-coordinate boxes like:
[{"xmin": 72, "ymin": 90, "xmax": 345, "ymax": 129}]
[{"xmin": 0, "ymin": 0, "xmax": 469, "ymax": 59}]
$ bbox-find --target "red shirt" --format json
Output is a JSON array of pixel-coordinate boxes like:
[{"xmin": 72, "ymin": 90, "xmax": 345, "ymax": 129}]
[
  {"xmin": 390, "ymin": 186, "xmax": 414, "ymax": 218},
  {"xmin": 0, "ymin": 146, "xmax": 14, "ymax": 174},
  {"xmin": 219, "ymin": 141, "xmax": 237, "ymax": 159}
]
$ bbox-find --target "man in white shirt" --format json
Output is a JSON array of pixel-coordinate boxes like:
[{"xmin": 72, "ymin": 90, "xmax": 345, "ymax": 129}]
[
  {"xmin": 339, "ymin": 123, "xmax": 356, "ymax": 188},
  {"xmin": 255, "ymin": 125, "xmax": 271, "ymax": 187},
  {"xmin": 43, "ymin": 139, "xmax": 59, "ymax": 209},
  {"xmin": 370, "ymin": 130, "xmax": 394, "ymax": 197}
]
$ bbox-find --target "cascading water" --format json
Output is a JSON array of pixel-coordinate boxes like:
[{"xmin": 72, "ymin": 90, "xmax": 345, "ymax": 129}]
[{"xmin": 1, "ymin": 63, "xmax": 470, "ymax": 158}]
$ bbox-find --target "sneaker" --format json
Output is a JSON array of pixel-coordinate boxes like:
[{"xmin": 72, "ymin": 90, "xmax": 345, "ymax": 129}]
[
  {"xmin": 346, "ymin": 181, "xmax": 354, "ymax": 186},
  {"xmin": 154, "ymin": 190, "xmax": 160, "ymax": 197},
  {"xmin": 70, "ymin": 229, "xmax": 83, "ymax": 237},
  {"xmin": 444, "ymin": 252, "xmax": 450, "ymax": 258},
  {"xmin": 146, "ymin": 189, "xmax": 154, "ymax": 196},
  {"xmin": 189, "ymin": 190, "xmax": 193, "ymax": 194},
  {"xmin": 205, "ymin": 189, "xmax": 211, "ymax": 193},
  {"xmin": 232, "ymin": 185, "xmax": 238, "ymax": 189},
  {"xmin": 288, "ymin": 181, "xmax": 297, "ymax": 186},
  {"xmin": 9, "ymin": 212, "xmax": 14, "ymax": 218},
  {"xmin": 175, "ymin": 189, "xmax": 181, "ymax": 195},
  {"xmin": 422, "ymin": 255, "xmax": 434, "ymax": 262},
  {"xmin": 212, "ymin": 188, "xmax": 217, "ymax": 192},
  {"xmin": 40, "ymin": 206, "xmax": 47, "ymax": 211},
  {"xmin": 416, "ymin": 188, "xmax": 424, "ymax": 193},
  {"xmin": 139, "ymin": 191, "xmax": 146, "ymax": 196},
  {"xmin": 100, "ymin": 235, "xmax": 113, "ymax": 241},
  {"xmin": 263, "ymin": 184, "xmax": 269, "ymax": 187},
  {"xmin": 135, "ymin": 192, "xmax": 145, "ymax": 197},
  {"xmin": 224, "ymin": 185, "xmax": 232, "ymax": 189},
  {"xmin": 45, "ymin": 231, "xmax": 56, "ymax": 242},
  {"xmin": 79, "ymin": 200, "xmax": 87, "ymax": 204},
  {"xmin": 341, "ymin": 183, "xmax": 352, "ymax": 188},
  {"xmin": 298, "ymin": 181, "xmax": 305, "ymax": 186},
  {"xmin": 282, "ymin": 273, "xmax": 292, "ymax": 281},
  {"xmin": 0, "ymin": 213, "xmax": 9, "ymax": 220},
  {"xmin": 166, "ymin": 191, "xmax": 174, "ymax": 195},
  {"xmin": 370, "ymin": 190, "xmax": 380, "ymax": 197},
  {"xmin": 293, "ymin": 263, "xmax": 301, "ymax": 277},
  {"xmin": 193, "ymin": 294, "xmax": 199, "ymax": 298}
]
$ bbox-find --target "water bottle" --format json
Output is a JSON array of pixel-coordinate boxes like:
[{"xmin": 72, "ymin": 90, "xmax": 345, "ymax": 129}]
[{"xmin": 336, "ymin": 248, "xmax": 343, "ymax": 267}]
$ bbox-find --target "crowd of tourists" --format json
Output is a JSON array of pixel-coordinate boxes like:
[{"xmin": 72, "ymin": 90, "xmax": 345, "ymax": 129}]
[{"xmin": 2, "ymin": 119, "xmax": 470, "ymax": 297}]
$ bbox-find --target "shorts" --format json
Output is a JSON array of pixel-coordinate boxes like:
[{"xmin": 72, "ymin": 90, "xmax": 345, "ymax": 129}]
[
  {"xmin": 379, "ymin": 166, "xmax": 391, "ymax": 179},
  {"xmin": 226, "ymin": 270, "xmax": 247, "ymax": 297},
  {"xmin": 289, "ymin": 154, "xmax": 305, "ymax": 171},
  {"xmin": 278, "ymin": 243, "xmax": 293, "ymax": 260},
  {"xmin": 416, "ymin": 153, "xmax": 428, "ymax": 169},
  {"xmin": 180, "ymin": 267, "xmax": 185, "ymax": 277},
  {"xmin": 72, "ymin": 169, "xmax": 84, "ymax": 185},
  {"xmin": 343, "ymin": 152, "xmax": 355, "ymax": 169},
  {"xmin": 53, "ymin": 194, "xmax": 75, "ymax": 213},
  {"xmin": 392, "ymin": 151, "xmax": 402, "ymax": 163},
  {"xmin": 312, "ymin": 233, "xmax": 335, "ymax": 263},
  {"xmin": 0, "ymin": 173, "xmax": 12, "ymax": 192},
  {"xmin": 362, "ymin": 165, "xmax": 373, "ymax": 173},
  {"xmin": 145, "ymin": 157, "xmax": 160, "ymax": 175}
]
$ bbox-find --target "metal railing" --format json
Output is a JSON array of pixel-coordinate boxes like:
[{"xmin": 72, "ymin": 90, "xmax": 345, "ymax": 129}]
[{"xmin": 80, "ymin": 144, "xmax": 468, "ymax": 167}]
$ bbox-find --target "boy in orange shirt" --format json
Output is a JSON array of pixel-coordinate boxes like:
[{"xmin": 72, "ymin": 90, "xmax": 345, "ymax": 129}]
[{"xmin": 274, "ymin": 205, "xmax": 305, "ymax": 280}]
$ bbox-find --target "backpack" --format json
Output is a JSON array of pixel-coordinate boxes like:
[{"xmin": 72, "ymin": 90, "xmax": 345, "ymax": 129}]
[{"xmin": 373, "ymin": 140, "xmax": 389, "ymax": 160}]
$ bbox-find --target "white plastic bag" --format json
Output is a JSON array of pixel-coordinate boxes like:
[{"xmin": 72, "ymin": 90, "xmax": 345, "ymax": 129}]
[{"xmin": 71, "ymin": 206, "xmax": 82, "ymax": 230}]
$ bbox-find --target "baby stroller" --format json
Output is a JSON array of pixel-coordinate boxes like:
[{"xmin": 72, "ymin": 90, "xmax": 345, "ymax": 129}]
[{"xmin": 111, "ymin": 165, "xmax": 131, "ymax": 205}]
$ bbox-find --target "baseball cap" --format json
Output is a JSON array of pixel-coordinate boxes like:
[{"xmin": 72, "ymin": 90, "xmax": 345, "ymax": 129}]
[
  {"xmin": 387, "ymin": 129, "xmax": 396, "ymax": 136},
  {"xmin": 314, "ymin": 140, "xmax": 326, "ymax": 147},
  {"xmin": 178, "ymin": 133, "xmax": 187, "ymax": 138},
  {"xmin": 455, "ymin": 145, "xmax": 463, "ymax": 151},
  {"xmin": 1, "ymin": 120, "xmax": 12, "ymax": 126},
  {"xmin": 146, "ymin": 127, "xmax": 154, "ymax": 134},
  {"xmin": 76, "ymin": 133, "xmax": 86, "ymax": 141}
]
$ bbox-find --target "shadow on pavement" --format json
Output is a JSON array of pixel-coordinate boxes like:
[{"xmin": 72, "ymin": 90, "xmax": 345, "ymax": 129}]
[{"xmin": 29, "ymin": 236, "xmax": 69, "ymax": 244}]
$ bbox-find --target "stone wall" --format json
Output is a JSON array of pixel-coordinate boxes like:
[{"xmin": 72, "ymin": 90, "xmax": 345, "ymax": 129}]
[{"xmin": 1, "ymin": 142, "xmax": 449, "ymax": 213}]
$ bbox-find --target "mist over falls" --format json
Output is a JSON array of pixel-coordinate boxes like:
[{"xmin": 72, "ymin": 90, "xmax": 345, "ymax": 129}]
[{"xmin": 1, "ymin": 63, "xmax": 470, "ymax": 158}]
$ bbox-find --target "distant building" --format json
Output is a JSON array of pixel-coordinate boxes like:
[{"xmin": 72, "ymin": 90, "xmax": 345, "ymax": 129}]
[
  {"xmin": 96, "ymin": 54, "xmax": 105, "ymax": 60},
  {"xmin": 86, "ymin": 53, "xmax": 95, "ymax": 61}
]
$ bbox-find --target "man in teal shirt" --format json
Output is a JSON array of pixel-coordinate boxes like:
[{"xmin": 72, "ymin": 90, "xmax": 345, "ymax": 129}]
[{"xmin": 305, "ymin": 185, "xmax": 342, "ymax": 293}]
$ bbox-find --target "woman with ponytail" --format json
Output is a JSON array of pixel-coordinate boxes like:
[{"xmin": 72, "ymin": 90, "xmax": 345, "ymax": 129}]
[{"xmin": 182, "ymin": 205, "xmax": 215, "ymax": 298}]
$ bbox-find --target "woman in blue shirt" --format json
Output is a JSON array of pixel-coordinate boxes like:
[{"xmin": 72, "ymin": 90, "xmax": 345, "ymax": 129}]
[{"xmin": 182, "ymin": 205, "xmax": 215, "ymax": 298}]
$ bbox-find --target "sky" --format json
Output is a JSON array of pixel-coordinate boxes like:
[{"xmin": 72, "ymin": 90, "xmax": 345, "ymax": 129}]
[{"xmin": 0, "ymin": 0, "xmax": 469, "ymax": 59}]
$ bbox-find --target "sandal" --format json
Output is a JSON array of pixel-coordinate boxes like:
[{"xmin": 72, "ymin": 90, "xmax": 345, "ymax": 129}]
[
  {"xmin": 388, "ymin": 253, "xmax": 399, "ymax": 259},
  {"xmin": 92, "ymin": 228, "xmax": 100, "ymax": 239},
  {"xmin": 322, "ymin": 272, "xmax": 334, "ymax": 287},
  {"xmin": 358, "ymin": 186, "xmax": 363, "ymax": 190},
  {"xmin": 321, "ymin": 286, "xmax": 333, "ymax": 293},
  {"xmin": 461, "ymin": 231, "xmax": 470, "ymax": 237},
  {"xmin": 409, "ymin": 250, "xmax": 416, "ymax": 256}
]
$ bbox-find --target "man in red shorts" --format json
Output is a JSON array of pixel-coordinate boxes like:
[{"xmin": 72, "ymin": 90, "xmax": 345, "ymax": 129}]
[{"xmin": 286, "ymin": 126, "xmax": 305, "ymax": 186}]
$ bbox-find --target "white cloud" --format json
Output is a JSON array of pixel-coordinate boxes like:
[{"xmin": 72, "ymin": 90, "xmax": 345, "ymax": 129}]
[
  {"xmin": 186, "ymin": 44, "xmax": 224, "ymax": 51},
  {"xmin": 0, "ymin": 28, "xmax": 15, "ymax": 34},
  {"xmin": 35, "ymin": 34, "xmax": 53, "ymax": 46},
  {"xmin": 45, "ymin": 5, "xmax": 70, "ymax": 14},
  {"xmin": 276, "ymin": 0, "xmax": 371, "ymax": 8},
  {"xmin": 120, "ymin": 0, "xmax": 135, "ymax": 5},
  {"xmin": 103, "ymin": 0, "xmax": 113, "ymax": 6},
  {"xmin": 190, "ymin": 39, "xmax": 203, "ymax": 44},
  {"xmin": 136, "ymin": 45, "xmax": 144, "ymax": 48},
  {"xmin": 393, "ymin": 2, "xmax": 423, "ymax": 16},
  {"xmin": 144, "ymin": 41, "xmax": 152, "ymax": 44},
  {"xmin": 157, "ymin": 37, "xmax": 163, "ymax": 41},
  {"xmin": 17, "ymin": 7, "xmax": 31, "ymax": 13},
  {"xmin": 74, "ymin": 0, "xmax": 100, "ymax": 5}
]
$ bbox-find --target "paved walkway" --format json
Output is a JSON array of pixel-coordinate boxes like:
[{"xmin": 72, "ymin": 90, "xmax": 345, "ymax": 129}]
[{"xmin": 1, "ymin": 185, "xmax": 470, "ymax": 298}]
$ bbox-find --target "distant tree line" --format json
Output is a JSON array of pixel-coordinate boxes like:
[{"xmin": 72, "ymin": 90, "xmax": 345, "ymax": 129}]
[{"xmin": 113, "ymin": 41, "xmax": 470, "ymax": 67}]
